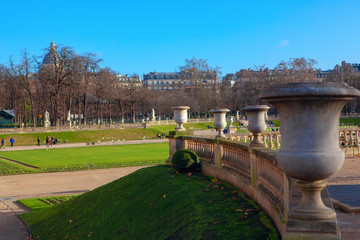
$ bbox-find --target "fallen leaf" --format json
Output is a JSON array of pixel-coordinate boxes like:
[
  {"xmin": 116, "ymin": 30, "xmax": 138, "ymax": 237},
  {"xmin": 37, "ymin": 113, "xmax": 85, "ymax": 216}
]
[
  {"xmin": 235, "ymin": 209, "xmax": 243, "ymax": 212},
  {"xmin": 232, "ymin": 197, "xmax": 237, "ymax": 200},
  {"xmin": 163, "ymin": 194, "xmax": 166, "ymax": 198},
  {"xmin": 221, "ymin": 187, "xmax": 225, "ymax": 190}
]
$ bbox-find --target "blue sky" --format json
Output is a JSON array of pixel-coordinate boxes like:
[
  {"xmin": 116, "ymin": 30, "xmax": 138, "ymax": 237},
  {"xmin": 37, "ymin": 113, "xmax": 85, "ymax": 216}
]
[{"xmin": 1, "ymin": 0, "xmax": 359, "ymax": 76}]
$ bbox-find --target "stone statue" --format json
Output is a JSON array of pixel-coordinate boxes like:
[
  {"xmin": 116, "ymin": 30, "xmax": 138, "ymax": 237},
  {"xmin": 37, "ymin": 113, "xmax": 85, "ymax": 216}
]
[
  {"xmin": 152, "ymin": 108, "xmax": 156, "ymax": 121},
  {"xmin": 67, "ymin": 110, "xmax": 71, "ymax": 121},
  {"xmin": 44, "ymin": 111, "xmax": 50, "ymax": 127},
  {"xmin": 66, "ymin": 110, "xmax": 71, "ymax": 127},
  {"xmin": 45, "ymin": 111, "xmax": 49, "ymax": 122}
]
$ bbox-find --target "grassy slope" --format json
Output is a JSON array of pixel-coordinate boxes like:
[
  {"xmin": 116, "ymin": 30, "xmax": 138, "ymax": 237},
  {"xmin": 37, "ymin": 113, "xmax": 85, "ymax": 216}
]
[
  {"xmin": 0, "ymin": 142, "xmax": 169, "ymax": 170},
  {"xmin": 22, "ymin": 166, "xmax": 279, "ymax": 240}
]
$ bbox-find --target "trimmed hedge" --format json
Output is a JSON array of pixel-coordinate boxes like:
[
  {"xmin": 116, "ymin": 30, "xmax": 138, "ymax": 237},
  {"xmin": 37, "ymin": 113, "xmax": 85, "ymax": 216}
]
[{"xmin": 172, "ymin": 149, "xmax": 199, "ymax": 172}]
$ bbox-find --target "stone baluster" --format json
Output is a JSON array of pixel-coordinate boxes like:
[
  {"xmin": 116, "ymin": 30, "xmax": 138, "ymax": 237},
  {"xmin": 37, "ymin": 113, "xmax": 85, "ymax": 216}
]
[
  {"xmin": 344, "ymin": 131, "xmax": 349, "ymax": 145},
  {"xmin": 356, "ymin": 131, "xmax": 360, "ymax": 147},
  {"xmin": 263, "ymin": 135, "xmax": 268, "ymax": 148},
  {"xmin": 242, "ymin": 136, "xmax": 247, "ymax": 142},
  {"xmin": 349, "ymin": 130, "xmax": 354, "ymax": 146},
  {"xmin": 275, "ymin": 134, "xmax": 280, "ymax": 150},
  {"xmin": 268, "ymin": 134, "xmax": 274, "ymax": 149},
  {"xmin": 261, "ymin": 135, "xmax": 266, "ymax": 146}
]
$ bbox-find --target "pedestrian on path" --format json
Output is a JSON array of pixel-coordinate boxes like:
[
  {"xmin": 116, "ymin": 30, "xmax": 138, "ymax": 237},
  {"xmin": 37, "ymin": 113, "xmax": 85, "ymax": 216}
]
[
  {"xmin": 0, "ymin": 138, "xmax": 4, "ymax": 148},
  {"xmin": 37, "ymin": 136, "xmax": 40, "ymax": 146},
  {"xmin": 10, "ymin": 137, "xmax": 14, "ymax": 147}
]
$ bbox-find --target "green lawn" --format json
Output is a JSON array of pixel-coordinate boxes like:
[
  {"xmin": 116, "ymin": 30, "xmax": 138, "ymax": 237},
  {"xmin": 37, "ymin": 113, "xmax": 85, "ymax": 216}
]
[
  {"xmin": 0, "ymin": 159, "xmax": 33, "ymax": 175},
  {"xmin": 149, "ymin": 122, "xmax": 214, "ymax": 133},
  {"xmin": 0, "ymin": 142, "xmax": 169, "ymax": 172},
  {"xmin": 0, "ymin": 123, "xmax": 213, "ymax": 146},
  {"xmin": 21, "ymin": 166, "xmax": 279, "ymax": 240},
  {"xmin": 19, "ymin": 196, "xmax": 78, "ymax": 211},
  {"xmin": 0, "ymin": 128, "xmax": 161, "ymax": 146}
]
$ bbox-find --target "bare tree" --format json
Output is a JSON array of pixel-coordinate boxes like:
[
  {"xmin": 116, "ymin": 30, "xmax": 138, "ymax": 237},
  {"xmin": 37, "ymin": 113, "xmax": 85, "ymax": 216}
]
[
  {"xmin": 78, "ymin": 53, "xmax": 102, "ymax": 125},
  {"xmin": 93, "ymin": 68, "xmax": 117, "ymax": 124},
  {"xmin": 8, "ymin": 50, "xmax": 37, "ymax": 126}
]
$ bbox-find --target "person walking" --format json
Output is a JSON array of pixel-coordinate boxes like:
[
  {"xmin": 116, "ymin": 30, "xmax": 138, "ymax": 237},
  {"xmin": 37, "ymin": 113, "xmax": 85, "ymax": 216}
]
[
  {"xmin": 0, "ymin": 139, "xmax": 4, "ymax": 148},
  {"xmin": 37, "ymin": 136, "xmax": 40, "ymax": 146},
  {"xmin": 46, "ymin": 136, "xmax": 50, "ymax": 147},
  {"xmin": 10, "ymin": 137, "xmax": 14, "ymax": 147}
]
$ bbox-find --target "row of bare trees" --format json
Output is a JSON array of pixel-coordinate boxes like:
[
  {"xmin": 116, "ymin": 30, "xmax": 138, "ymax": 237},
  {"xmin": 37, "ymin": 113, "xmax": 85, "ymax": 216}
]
[
  {"xmin": 1, "ymin": 47, "xmax": 359, "ymax": 128},
  {"xmin": 221, "ymin": 58, "xmax": 360, "ymax": 114}
]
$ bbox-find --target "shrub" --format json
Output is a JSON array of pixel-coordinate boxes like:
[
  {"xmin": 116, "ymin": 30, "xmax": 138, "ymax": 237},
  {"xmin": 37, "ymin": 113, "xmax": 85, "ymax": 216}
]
[{"xmin": 172, "ymin": 149, "xmax": 199, "ymax": 172}]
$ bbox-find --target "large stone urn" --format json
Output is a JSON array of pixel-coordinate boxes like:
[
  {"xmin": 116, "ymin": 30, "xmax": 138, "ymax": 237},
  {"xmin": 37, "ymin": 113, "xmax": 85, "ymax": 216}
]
[
  {"xmin": 243, "ymin": 105, "xmax": 270, "ymax": 147},
  {"xmin": 260, "ymin": 82, "xmax": 360, "ymax": 221},
  {"xmin": 210, "ymin": 109, "xmax": 230, "ymax": 138},
  {"xmin": 171, "ymin": 106, "xmax": 190, "ymax": 131}
]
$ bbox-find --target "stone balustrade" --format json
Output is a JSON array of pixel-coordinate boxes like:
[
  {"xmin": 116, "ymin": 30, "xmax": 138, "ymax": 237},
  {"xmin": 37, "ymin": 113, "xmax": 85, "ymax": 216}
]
[
  {"xmin": 228, "ymin": 127, "xmax": 360, "ymax": 151},
  {"xmin": 167, "ymin": 83, "xmax": 360, "ymax": 239},
  {"xmin": 168, "ymin": 135, "xmax": 338, "ymax": 238}
]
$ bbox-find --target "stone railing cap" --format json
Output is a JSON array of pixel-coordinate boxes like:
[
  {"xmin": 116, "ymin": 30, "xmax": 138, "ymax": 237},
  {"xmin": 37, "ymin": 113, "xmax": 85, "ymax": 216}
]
[
  {"xmin": 243, "ymin": 105, "xmax": 270, "ymax": 111},
  {"xmin": 210, "ymin": 108, "xmax": 230, "ymax": 113},
  {"xmin": 260, "ymin": 82, "xmax": 360, "ymax": 99},
  {"xmin": 171, "ymin": 106, "xmax": 190, "ymax": 110}
]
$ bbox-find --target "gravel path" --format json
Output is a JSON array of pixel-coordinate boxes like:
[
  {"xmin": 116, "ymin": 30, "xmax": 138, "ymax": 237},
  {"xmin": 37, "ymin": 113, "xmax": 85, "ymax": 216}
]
[
  {"xmin": 327, "ymin": 157, "xmax": 360, "ymax": 185},
  {"xmin": 326, "ymin": 157, "xmax": 360, "ymax": 240}
]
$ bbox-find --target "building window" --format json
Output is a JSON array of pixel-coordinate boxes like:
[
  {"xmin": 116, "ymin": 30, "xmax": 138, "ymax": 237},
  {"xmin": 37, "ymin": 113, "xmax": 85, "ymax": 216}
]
[
  {"xmin": 157, "ymin": 81, "xmax": 159, "ymax": 85},
  {"xmin": 161, "ymin": 81, "xmax": 164, "ymax": 85}
]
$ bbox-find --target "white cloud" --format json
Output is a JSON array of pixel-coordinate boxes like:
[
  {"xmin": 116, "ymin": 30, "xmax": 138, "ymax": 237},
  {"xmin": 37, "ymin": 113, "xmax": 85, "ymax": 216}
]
[{"xmin": 279, "ymin": 40, "xmax": 289, "ymax": 48}]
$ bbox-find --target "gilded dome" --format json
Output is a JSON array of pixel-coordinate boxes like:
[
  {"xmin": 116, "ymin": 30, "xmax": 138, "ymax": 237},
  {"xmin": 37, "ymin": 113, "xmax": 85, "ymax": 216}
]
[{"xmin": 42, "ymin": 41, "xmax": 57, "ymax": 66}]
